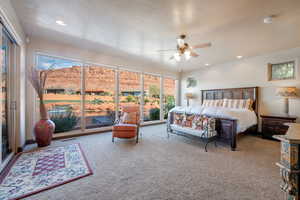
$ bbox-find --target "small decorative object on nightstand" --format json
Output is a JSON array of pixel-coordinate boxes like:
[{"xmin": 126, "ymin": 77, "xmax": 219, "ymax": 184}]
[{"xmin": 261, "ymin": 114, "xmax": 297, "ymax": 140}]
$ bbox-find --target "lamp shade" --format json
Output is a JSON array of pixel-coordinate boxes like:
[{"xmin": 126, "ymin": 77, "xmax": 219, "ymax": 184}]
[
  {"xmin": 276, "ymin": 87, "xmax": 297, "ymax": 98},
  {"xmin": 185, "ymin": 93, "xmax": 194, "ymax": 99}
]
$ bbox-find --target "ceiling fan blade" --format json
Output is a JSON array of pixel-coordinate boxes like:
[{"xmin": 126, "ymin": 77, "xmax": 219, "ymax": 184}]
[
  {"xmin": 191, "ymin": 42, "xmax": 212, "ymax": 49},
  {"xmin": 177, "ymin": 39, "xmax": 185, "ymax": 48},
  {"xmin": 191, "ymin": 52, "xmax": 199, "ymax": 57},
  {"xmin": 157, "ymin": 49, "xmax": 177, "ymax": 52}
]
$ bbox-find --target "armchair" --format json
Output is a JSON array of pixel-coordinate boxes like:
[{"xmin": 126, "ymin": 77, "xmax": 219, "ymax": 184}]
[{"xmin": 112, "ymin": 106, "xmax": 140, "ymax": 143}]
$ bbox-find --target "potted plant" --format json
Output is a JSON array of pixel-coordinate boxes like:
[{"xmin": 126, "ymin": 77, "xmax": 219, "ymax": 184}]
[{"xmin": 28, "ymin": 66, "xmax": 55, "ymax": 147}]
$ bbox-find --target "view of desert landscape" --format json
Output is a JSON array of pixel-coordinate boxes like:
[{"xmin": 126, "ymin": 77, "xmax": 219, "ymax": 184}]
[{"xmin": 38, "ymin": 55, "xmax": 176, "ymax": 133}]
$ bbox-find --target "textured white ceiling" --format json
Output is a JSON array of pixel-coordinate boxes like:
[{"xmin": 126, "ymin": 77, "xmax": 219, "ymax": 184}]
[{"xmin": 12, "ymin": 0, "xmax": 300, "ymax": 72}]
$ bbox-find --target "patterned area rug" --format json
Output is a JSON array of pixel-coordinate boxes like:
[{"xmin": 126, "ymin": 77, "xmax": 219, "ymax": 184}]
[{"xmin": 0, "ymin": 143, "xmax": 93, "ymax": 200}]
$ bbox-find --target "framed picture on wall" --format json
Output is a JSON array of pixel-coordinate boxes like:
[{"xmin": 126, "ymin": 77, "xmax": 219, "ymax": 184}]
[
  {"xmin": 186, "ymin": 77, "xmax": 197, "ymax": 88},
  {"xmin": 268, "ymin": 61, "xmax": 296, "ymax": 81}
]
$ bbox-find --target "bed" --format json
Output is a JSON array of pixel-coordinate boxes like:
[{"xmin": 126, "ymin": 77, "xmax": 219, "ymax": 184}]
[{"xmin": 167, "ymin": 87, "xmax": 259, "ymax": 151}]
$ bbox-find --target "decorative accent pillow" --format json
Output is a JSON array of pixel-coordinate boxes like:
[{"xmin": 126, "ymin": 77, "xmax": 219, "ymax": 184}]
[
  {"xmin": 222, "ymin": 99, "xmax": 253, "ymax": 110},
  {"xmin": 182, "ymin": 114, "xmax": 195, "ymax": 128},
  {"xmin": 121, "ymin": 112, "xmax": 138, "ymax": 124},
  {"xmin": 174, "ymin": 113, "xmax": 184, "ymax": 125},
  {"xmin": 202, "ymin": 99, "xmax": 223, "ymax": 107},
  {"xmin": 192, "ymin": 115, "xmax": 205, "ymax": 130},
  {"xmin": 202, "ymin": 116, "xmax": 217, "ymax": 138}
]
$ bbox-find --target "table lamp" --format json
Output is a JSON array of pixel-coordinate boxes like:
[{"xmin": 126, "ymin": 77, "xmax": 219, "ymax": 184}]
[
  {"xmin": 185, "ymin": 93, "xmax": 194, "ymax": 106},
  {"xmin": 276, "ymin": 87, "xmax": 297, "ymax": 115}
]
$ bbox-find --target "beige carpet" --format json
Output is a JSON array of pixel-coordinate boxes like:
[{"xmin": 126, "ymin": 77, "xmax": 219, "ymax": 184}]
[{"xmin": 24, "ymin": 124, "xmax": 283, "ymax": 200}]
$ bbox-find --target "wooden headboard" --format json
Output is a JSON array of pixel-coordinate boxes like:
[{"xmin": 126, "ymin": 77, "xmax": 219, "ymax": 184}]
[{"xmin": 201, "ymin": 87, "xmax": 259, "ymax": 115}]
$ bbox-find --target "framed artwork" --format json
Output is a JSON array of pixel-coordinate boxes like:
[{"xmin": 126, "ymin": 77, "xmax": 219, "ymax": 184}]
[
  {"xmin": 186, "ymin": 77, "xmax": 197, "ymax": 88},
  {"xmin": 268, "ymin": 61, "xmax": 296, "ymax": 81}
]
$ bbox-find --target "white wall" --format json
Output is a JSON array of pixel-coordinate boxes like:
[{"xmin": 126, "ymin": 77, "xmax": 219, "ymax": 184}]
[
  {"xmin": 181, "ymin": 47, "xmax": 300, "ymax": 123},
  {"xmin": 0, "ymin": 0, "xmax": 26, "ymax": 149},
  {"xmin": 25, "ymin": 36, "xmax": 179, "ymax": 140}
]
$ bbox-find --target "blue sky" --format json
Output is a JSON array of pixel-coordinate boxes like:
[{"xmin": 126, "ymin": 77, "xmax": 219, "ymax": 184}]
[{"xmin": 37, "ymin": 55, "xmax": 82, "ymax": 70}]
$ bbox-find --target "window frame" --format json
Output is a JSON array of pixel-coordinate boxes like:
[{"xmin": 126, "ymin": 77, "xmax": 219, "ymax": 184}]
[
  {"xmin": 34, "ymin": 52, "xmax": 178, "ymax": 136},
  {"xmin": 142, "ymin": 72, "xmax": 162, "ymax": 122},
  {"xmin": 268, "ymin": 60, "xmax": 297, "ymax": 81}
]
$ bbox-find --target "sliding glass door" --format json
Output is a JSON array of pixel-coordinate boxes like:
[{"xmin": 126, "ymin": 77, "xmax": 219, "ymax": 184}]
[{"xmin": 0, "ymin": 24, "xmax": 15, "ymax": 169}]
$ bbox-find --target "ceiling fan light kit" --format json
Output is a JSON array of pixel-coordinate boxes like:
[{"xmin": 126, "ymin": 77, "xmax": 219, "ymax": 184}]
[
  {"xmin": 184, "ymin": 50, "xmax": 191, "ymax": 60},
  {"xmin": 174, "ymin": 52, "xmax": 181, "ymax": 61},
  {"xmin": 158, "ymin": 34, "xmax": 212, "ymax": 62}
]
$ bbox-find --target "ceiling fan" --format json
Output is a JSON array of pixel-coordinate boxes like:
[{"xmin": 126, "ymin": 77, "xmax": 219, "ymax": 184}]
[{"xmin": 158, "ymin": 34, "xmax": 211, "ymax": 61}]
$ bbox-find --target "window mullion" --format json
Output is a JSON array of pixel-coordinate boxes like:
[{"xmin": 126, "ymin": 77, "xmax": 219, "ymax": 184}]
[
  {"xmin": 115, "ymin": 69, "xmax": 120, "ymax": 120},
  {"xmin": 81, "ymin": 64, "xmax": 86, "ymax": 131},
  {"xmin": 160, "ymin": 76, "xmax": 164, "ymax": 121},
  {"xmin": 140, "ymin": 73, "xmax": 144, "ymax": 122},
  {"xmin": 175, "ymin": 79, "xmax": 179, "ymax": 106}
]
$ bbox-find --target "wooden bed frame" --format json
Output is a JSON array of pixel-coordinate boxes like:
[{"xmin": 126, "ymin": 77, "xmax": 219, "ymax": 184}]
[{"xmin": 201, "ymin": 87, "xmax": 259, "ymax": 150}]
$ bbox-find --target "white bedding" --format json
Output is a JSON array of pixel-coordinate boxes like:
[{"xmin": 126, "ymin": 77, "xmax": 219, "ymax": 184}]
[{"xmin": 169, "ymin": 106, "xmax": 257, "ymax": 133}]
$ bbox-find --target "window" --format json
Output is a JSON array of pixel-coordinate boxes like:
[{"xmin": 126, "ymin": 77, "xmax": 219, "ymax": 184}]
[
  {"xmin": 143, "ymin": 74, "xmax": 160, "ymax": 121},
  {"xmin": 119, "ymin": 70, "xmax": 141, "ymax": 113},
  {"xmin": 36, "ymin": 55, "xmax": 82, "ymax": 133},
  {"xmin": 35, "ymin": 54, "xmax": 177, "ymax": 134},
  {"xmin": 84, "ymin": 65, "xmax": 115, "ymax": 129},
  {"xmin": 268, "ymin": 61, "xmax": 296, "ymax": 81},
  {"xmin": 163, "ymin": 77, "xmax": 176, "ymax": 119}
]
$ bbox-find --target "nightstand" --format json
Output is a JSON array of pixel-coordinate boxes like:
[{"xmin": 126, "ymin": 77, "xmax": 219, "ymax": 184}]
[{"xmin": 260, "ymin": 114, "xmax": 297, "ymax": 140}]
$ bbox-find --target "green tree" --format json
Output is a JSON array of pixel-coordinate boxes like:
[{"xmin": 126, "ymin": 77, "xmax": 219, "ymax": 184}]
[
  {"xmin": 91, "ymin": 98, "xmax": 104, "ymax": 104},
  {"xmin": 149, "ymin": 85, "xmax": 160, "ymax": 98},
  {"xmin": 164, "ymin": 95, "xmax": 175, "ymax": 119},
  {"xmin": 144, "ymin": 98, "xmax": 150, "ymax": 104},
  {"xmin": 126, "ymin": 95, "xmax": 135, "ymax": 102},
  {"xmin": 149, "ymin": 108, "xmax": 160, "ymax": 120}
]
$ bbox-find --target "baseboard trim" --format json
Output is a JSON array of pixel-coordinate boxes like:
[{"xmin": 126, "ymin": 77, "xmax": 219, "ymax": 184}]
[
  {"xmin": 25, "ymin": 122, "xmax": 166, "ymax": 144},
  {"xmin": 25, "ymin": 139, "xmax": 36, "ymax": 145}
]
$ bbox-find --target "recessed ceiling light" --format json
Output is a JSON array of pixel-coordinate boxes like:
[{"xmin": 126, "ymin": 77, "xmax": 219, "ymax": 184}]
[
  {"xmin": 56, "ymin": 20, "xmax": 66, "ymax": 26},
  {"xmin": 205, "ymin": 63, "xmax": 210, "ymax": 66},
  {"xmin": 236, "ymin": 56, "xmax": 243, "ymax": 59},
  {"xmin": 263, "ymin": 16, "xmax": 273, "ymax": 24}
]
